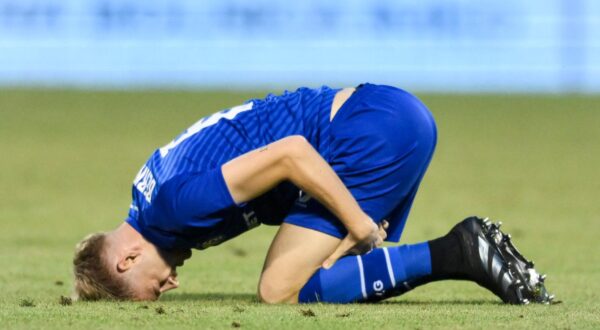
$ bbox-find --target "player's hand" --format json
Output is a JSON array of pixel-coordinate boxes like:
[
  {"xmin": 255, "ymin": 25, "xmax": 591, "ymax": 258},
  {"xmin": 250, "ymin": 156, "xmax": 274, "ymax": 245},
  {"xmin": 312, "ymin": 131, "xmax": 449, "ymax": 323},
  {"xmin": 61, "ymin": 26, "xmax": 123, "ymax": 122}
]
[{"xmin": 322, "ymin": 218, "xmax": 382, "ymax": 269}]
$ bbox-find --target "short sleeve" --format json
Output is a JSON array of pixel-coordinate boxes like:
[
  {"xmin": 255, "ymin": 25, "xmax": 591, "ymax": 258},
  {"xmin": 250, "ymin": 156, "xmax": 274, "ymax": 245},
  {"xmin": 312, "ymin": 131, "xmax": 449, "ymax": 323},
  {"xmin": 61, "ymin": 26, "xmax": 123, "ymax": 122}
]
[{"xmin": 157, "ymin": 167, "xmax": 237, "ymax": 220}]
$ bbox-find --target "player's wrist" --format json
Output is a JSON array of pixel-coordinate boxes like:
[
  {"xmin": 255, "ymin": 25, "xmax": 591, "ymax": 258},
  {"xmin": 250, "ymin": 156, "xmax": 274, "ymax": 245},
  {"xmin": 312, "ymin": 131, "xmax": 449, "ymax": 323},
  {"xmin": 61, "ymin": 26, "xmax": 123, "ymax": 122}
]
[{"xmin": 348, "ymin": 215, "xmax": 377, "ymax": 241}]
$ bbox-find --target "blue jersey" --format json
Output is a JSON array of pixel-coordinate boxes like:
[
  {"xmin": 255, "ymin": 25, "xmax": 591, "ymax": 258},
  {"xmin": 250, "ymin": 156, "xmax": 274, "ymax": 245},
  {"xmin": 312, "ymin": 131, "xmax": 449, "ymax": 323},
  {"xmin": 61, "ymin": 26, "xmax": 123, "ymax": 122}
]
[{"xmin": 126, "ymin": 86, "xmax": 339, "ymax": 250}]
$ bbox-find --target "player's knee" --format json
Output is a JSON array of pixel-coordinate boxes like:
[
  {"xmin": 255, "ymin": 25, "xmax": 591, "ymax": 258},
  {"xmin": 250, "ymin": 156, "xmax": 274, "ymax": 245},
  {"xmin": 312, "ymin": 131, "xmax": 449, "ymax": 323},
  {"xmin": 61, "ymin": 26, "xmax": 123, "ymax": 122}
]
[{"xmin": 257, "ymin": 277, "xmax": 297, "ymax": 304}]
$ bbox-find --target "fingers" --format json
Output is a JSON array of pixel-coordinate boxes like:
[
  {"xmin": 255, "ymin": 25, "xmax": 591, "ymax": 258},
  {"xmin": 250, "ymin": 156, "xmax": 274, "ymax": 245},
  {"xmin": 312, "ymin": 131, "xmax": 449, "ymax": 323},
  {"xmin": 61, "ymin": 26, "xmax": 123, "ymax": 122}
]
[
  {"xmin": 380, "ymin": 220, "xmax": 389, "ymax": 230},
  {"xmin": 322, "ymin": 237, "xmax": 353, "ymax": 269},
  {"xmin": 378, "ymin": 220, "xmax": 388, "ymax": 241},
  {"xmin": 323, "ymin": 220, "xmax": 389, "ymax": 269},
  {"xmin": 378, "ymin": 227, "xmax": 387, "ymax": 240}
]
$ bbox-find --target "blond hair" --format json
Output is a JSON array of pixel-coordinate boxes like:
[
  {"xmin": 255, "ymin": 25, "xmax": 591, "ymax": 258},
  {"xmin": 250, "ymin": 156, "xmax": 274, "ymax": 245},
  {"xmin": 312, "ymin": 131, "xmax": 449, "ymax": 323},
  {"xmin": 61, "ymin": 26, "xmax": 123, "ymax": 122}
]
[{"xmin": 72, "ymin": 233, "xmax": 132, "ymax": 301}]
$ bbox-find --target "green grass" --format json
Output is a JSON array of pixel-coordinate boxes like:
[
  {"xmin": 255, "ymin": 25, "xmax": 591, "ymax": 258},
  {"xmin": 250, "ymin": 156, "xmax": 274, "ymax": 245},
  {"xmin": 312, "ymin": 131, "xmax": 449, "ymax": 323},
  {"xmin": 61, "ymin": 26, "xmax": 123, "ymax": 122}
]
[{"xmin": 0, "ymin": 89, "xmax": 599, "ymax": 329}]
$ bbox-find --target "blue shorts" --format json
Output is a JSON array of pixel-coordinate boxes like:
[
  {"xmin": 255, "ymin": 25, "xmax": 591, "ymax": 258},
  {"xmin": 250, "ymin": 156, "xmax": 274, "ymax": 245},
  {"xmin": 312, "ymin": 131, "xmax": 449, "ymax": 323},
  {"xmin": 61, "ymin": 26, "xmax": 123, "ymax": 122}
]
[{"xmin": 284, "ymin": 83, "xmax": 437, "ymax": 242}]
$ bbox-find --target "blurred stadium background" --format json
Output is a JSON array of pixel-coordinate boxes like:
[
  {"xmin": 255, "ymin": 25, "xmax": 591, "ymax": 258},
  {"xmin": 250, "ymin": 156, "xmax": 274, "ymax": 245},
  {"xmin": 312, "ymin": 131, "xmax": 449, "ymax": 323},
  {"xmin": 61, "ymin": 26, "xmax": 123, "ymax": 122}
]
[
  {"xmin": 1, "ymin": 1, "xmax": 599, "ymax": 329},
  {"xmin": 0, "ymin": 0, "xmax": 599, "ymax": 92}
]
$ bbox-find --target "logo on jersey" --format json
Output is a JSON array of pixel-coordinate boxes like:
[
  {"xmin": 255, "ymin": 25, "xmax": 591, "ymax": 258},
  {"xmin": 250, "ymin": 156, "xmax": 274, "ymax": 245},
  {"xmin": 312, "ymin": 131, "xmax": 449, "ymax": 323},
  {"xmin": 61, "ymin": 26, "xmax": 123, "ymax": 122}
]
[{"xmin": 133, "ymin": 165, "xmax": 156, "ymax": 203}]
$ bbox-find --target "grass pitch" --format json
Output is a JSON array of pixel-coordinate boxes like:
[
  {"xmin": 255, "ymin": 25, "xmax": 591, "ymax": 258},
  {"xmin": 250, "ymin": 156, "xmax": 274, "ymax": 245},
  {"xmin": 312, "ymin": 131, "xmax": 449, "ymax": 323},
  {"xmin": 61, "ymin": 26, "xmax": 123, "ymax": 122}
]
[{"xmin": 0, "ymin": 89, "xmax": 599, "ymax": 329}]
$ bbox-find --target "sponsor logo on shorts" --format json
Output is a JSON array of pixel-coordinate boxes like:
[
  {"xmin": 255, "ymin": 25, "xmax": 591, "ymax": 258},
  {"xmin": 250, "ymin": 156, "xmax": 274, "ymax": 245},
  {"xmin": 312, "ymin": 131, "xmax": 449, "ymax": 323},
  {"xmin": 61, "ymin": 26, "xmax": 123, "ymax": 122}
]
[
  {"xmin": 198, "ymin": 235, "xmax": 226, "ymax": 249},
  {"xmin": 243, "ymin": 210, "xmax": 260, "ymax": 229},
  {"xmin": 295, "ymin": 190, "xmax": 312, "ymax": 208}
]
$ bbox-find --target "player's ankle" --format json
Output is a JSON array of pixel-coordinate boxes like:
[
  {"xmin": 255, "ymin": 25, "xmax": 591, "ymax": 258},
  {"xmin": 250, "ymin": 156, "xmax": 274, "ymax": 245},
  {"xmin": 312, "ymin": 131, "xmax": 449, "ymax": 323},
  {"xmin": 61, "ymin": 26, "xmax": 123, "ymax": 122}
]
[{"xmin": 428, "ymin": 232, "xmax": 466, "ymax": 280}]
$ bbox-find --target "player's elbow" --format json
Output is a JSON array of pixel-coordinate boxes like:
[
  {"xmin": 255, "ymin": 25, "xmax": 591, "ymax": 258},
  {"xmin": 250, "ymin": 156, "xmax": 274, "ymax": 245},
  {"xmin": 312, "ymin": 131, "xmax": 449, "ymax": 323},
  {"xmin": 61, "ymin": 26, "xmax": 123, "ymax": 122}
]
[
  {"xmin": 279, "ymin": 135, "xmax": 312, "ymax": 174},
  {"xmin": 284, "ymin": 135, "xmax": 311, "ymax": 157}
]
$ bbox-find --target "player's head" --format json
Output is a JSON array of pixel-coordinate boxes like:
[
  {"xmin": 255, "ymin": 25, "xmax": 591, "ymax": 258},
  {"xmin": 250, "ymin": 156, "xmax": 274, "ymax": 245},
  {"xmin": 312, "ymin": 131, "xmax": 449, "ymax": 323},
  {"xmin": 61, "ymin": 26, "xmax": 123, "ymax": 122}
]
[{"xmin": 72, "ymin": 223, "xmax": 191, "ymax": 301}]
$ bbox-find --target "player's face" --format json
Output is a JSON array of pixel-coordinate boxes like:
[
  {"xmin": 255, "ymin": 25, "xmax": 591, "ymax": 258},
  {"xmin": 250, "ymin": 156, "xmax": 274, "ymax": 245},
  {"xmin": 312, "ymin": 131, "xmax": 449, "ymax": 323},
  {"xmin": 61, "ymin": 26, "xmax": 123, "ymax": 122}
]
[{"xmin": 126, "ymin": 244, "xmax": 192, "ymax": 300}]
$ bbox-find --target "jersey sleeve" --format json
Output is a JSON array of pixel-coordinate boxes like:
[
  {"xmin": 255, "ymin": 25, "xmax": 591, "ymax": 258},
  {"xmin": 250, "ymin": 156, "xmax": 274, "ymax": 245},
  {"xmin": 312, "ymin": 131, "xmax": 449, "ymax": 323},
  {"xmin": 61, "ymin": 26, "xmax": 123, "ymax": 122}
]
[{"xmin": 157, "ymin": 167, "xmax": 237, "ymax": 221}]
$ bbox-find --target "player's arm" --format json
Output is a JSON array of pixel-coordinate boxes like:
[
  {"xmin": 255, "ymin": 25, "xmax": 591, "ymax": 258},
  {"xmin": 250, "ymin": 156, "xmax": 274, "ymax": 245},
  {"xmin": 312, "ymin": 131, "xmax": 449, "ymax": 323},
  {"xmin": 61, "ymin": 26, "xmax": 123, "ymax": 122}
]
[{"xmin": 221, "ymin": 135, "xmax": 381, "ymax": 268}]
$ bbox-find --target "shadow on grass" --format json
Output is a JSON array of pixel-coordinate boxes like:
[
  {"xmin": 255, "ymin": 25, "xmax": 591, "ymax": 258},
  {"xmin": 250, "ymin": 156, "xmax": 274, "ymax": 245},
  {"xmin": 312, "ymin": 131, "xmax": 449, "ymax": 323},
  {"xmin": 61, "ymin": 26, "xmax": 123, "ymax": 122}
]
[
  {"xmin": 162, "ymin": 292, "xmax": 501, "ymax": 306},
  {"xmin": 379, "ymin": 299, "xmax": 503, "ymax": 306},
  {"xmin": 161, "ymin": 292, "xmax": 257, "ymax": 303}
]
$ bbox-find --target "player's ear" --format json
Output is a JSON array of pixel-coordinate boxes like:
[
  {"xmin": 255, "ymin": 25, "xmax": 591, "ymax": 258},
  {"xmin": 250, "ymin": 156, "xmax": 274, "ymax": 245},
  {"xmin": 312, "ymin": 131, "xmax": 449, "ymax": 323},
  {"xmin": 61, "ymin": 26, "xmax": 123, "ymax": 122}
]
[{"xmin": 116, "ymin": 252, "xmax": 141, "ymax": 273}]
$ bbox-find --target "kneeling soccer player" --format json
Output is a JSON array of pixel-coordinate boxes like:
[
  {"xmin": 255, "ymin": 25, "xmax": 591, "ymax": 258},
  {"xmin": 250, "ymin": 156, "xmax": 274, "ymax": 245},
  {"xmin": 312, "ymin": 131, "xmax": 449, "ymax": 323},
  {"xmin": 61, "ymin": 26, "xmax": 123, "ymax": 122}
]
[{"xmin": 73, "ymin": 83, "xmax": 552, "ymax": 304}]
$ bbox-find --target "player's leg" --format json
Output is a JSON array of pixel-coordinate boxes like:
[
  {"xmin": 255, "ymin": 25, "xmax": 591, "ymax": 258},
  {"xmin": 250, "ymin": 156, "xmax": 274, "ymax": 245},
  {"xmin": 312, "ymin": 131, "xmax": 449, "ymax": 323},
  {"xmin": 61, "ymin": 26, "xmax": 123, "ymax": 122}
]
[
  {"xmin": 257, "ymin": 173, "xmax": 546, "ymax": 303},
  {"xmin": 296, "ymin": 216, "xmax": 555, "ymax": 304},
  {"xmin": 257, "ymin": 223, "xmax": 339, "ymax": 303},
  {"xmin": 258, "ymin": 221, "xmax": 438, "ymax": 304}
]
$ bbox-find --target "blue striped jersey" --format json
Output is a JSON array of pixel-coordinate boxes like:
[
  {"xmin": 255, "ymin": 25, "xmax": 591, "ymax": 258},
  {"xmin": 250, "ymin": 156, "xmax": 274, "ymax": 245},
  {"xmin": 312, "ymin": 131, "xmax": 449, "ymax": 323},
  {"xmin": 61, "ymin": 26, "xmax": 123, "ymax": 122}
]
[{"xmin": 126, "ymin": 86, "xmax": 339, "ymax": 250}]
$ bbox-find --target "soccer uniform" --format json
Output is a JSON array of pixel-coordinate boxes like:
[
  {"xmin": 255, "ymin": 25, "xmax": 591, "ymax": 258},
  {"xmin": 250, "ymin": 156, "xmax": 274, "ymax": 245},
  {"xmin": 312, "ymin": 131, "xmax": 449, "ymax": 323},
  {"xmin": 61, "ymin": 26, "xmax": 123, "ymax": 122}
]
[{"xmin": 125, "ymin": 83, "xmax": 437, "ymax": 251}]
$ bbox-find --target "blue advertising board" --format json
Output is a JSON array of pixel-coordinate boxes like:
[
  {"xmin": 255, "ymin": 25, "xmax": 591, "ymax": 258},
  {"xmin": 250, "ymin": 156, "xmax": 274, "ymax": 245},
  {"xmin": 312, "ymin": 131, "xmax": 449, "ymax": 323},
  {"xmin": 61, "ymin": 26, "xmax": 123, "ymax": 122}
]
[{"xmin": 0, "ymin": 0, "xmax": 598, "ymax": 92}]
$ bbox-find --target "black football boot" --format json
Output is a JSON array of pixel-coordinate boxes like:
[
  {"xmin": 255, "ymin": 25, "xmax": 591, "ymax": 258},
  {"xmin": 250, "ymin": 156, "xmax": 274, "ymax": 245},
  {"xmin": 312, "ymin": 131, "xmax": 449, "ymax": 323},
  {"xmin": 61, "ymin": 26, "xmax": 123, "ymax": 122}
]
[{"xmin": 450, "ymin": 216, "xmax": 555, "ymax": 304}]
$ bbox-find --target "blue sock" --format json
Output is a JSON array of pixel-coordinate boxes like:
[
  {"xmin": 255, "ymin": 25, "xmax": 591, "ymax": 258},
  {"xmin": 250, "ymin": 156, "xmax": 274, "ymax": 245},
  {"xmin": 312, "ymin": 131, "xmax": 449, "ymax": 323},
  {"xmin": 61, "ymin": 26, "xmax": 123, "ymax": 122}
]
[{"xmin": 298, "ymin": 242, "xmax": 431, "ymax": 303}]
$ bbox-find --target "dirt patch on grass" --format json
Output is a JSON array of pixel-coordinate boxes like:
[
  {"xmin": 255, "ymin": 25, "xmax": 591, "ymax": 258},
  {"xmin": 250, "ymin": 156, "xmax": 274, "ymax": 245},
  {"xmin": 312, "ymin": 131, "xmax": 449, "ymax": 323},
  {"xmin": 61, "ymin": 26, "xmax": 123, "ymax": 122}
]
[
  {"xmin": 300, "ymin": 309, "xmax": 315, "ymax": 317},
  {"xmin": 230, "ymin": 247, "xmax": 247, "ymax": 257},
  {"xmin": 59, "ymin": 296, "xmax": 72, "ymax": 306}
]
